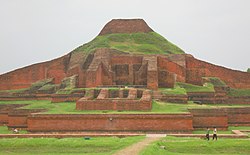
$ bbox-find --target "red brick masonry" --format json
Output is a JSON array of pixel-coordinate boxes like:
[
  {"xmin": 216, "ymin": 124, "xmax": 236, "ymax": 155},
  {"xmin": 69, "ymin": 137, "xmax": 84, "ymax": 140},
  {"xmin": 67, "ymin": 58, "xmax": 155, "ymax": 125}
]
[{"xmin": 27, "ymin": 114, "xmax": 193, "ymax": 133}]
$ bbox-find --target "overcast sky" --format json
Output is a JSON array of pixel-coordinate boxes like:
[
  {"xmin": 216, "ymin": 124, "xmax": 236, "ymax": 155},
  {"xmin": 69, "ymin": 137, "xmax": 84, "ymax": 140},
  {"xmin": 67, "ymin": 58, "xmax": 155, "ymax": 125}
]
[{"xmin": 0, "ymin": 0, "xmax": 249, "ymax": 74}]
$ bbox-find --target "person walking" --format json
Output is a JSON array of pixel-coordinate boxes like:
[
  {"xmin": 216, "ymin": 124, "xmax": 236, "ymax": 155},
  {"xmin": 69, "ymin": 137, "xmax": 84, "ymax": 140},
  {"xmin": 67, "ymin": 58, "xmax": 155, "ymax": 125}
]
[
  {"xmin": 213, "ymin": 127, "xmax": 217, "ymax": 140},
  {"xmin": 206, "ymin": 127, "xmax": 210, "ymax": 140}
]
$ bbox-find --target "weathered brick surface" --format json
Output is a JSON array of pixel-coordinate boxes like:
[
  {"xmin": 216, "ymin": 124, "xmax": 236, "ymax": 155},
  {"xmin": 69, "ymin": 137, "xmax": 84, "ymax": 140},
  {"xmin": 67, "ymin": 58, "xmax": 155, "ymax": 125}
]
[
  {"xmin": 186, "ymin": 55, "xmax": 250, "ymax": 88},
  {"xmin": 158, "ymin": 56, "xmax": 186, "ymax": 82},
  {"xmin": 160, "ymin": 94, "xmax": 188, "ymax": 103},
  {"xmin": 189, "ymin": 109, "xmax": 228, "ymax": 130},
  {"xmin": 0, "ymin": 55, "xmax": 70, "ymax": 90},
  {"xmin": 0, "ymin": 94, "xmax": 51, "ymax": 101},
  {"xmin": 7, "ymin": 109, "xmax": 45, "ymax": 128},
  {"xmin": 98, "ymin": 19, "xmax": 153, "ymax": 35},
  {"xmin": 224, "ymin": 107, "xmax": 250, "ymax": 126},
  {"xmin": 76, "ymin": 89, "xmax": 152, "ymax": 111},
  {"xmin": 27, "ymin": 114, "xmax": 193, "ymax": 133},
  {"xmin": 0, "ymin": 104, "xmax": 28, "ymax": 124},
  {"xmin": 51, "ymin": 94, "xmax": 84, "ymax": 103}
]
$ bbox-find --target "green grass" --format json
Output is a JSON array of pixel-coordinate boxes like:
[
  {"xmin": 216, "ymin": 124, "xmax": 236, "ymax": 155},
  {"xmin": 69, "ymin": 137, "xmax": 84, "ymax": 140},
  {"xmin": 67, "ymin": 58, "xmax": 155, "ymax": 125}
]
[
  {"xmin": 159, "ymin": 87, "xmax": 187, "ymax": 95},
  {"xmin": 140, "ymin": 136, "xmax": 250, "ymax": 155},
  {"xmin": 0, "ymin": 126, "xmax": 27, "ymax": 134},
  {"xmin": 0, "ymin": 136, "xmax": 144, "ymax": 155},
  {"xmin": 38, "ymin": 84, "xmax": 58, "ymax": 91},
  {"xmin": 227, "ymin": 88, "xmax": 250, "ymax": 97},
  {"xmin": 193, "ymin": 126, "xmax": 250, "ymax": 135},
  {"xmin": 177, "ymin": 82, "xmax": 215, "ymax": 93},
  {"xmin": 73, "ymin": 32, "xmax": 184, "ymax": 55},
  {"xmin": 0, "ymin": 100, "xmax": 249, "ymax": 114},
  {"xmin": 192, "ymin": 130, "xmax": 232, "ymax": 134},
  {"xmin": 203, "ymin": 77, "xmax": 227, "ymax": 87},
  {"xmin": 228, "ymin": 126, "xmax": 250, "ymax": 131}
]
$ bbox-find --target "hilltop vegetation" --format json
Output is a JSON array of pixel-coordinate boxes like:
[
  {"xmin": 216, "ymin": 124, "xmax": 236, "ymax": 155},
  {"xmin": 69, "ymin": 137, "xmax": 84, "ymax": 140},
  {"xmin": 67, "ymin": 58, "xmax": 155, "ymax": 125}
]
[{"xmin": 73, "ymin": 32, "xmax": 184, "ymax": 55}]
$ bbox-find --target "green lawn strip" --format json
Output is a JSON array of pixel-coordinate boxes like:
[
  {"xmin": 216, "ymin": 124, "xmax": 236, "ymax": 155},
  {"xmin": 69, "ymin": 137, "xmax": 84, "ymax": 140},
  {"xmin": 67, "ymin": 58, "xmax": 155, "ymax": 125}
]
[
  {"xmin": 192, "ymin": 130, "xmax": 232, "ymax": 134},
  {"xmin": 140, "ymin": 136, "xmax": 250, "ymax": 155},
  {"xmin": 0, "ymin": 136, "xmax": 144, "ymax": 155},
  {"xmin": 0, "ymin": 126, "xmax": 13, "ymax": 134},
  {"xmin": 1, "ymin": 100, "xmax": 250, "ymax": 114},
  {"xmin": 227, "ymin": 88, "xmax": 250, "ymax": 97},
  {"xmin": 177, "ymin": 82, "xmax": 215, "ymax": 93},
  {"xmin": 0, "ymin": 126, "xmax": 27, "ymax": 134},
  {"xmin": 228, "ymin": 126, "xmax": 250, "ymax": 131},
  {"xmin": 202, "ymin": 77, "xmax": 227, "ymax": 87},
  {"xmin": 159, "ymin": 87, "xmax": 186, "ymax": 95},
  {"xmin": 193, "ymin": 126, "xmax": 250, "ymax": 135}
]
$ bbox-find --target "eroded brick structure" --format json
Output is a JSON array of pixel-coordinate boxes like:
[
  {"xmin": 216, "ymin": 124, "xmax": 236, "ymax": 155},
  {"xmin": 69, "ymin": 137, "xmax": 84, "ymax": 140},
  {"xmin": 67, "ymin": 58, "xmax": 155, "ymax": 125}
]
[{"xmin": 0, "ymin": 19, "xmax": 250, "ymax": 91}]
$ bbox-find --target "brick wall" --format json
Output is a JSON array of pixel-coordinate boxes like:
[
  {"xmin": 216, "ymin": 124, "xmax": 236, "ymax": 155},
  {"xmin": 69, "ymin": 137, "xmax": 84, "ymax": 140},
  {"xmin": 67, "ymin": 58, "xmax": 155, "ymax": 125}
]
[
  {"xmin": 0, "ymin": 55, "xmax": 70, "ymax": 90},
  {"xmin": 98, "ymin": 19, "xmax": 153, "ymax": 35},
  {"xmin": 224, "ymin": 107, "xmax": 250, "ymax": 126},
  {"xmin": 51, "ymin": 94, "xmax": 84, "ymax": 103},
  {"xmin": 27, "ymin": 114, "xmax": 193, "ymax": 133},
  {"xmin": 7, "ymin": 109, "xmax": 45, "ymax": 128},
  {"xmin": 189, "ymin": 109, "xmax": 228, "ymax": 130},
  {"xmin": 76, "ymin": 89, "xmax": 152, "ymax": 111},
  {"xmin": 186, "ymin": 55, "xmax": 250, "ymax": 88},
  {"xmin": 158, "ymin": 56, "xmax": 186, "ymax": 82}
]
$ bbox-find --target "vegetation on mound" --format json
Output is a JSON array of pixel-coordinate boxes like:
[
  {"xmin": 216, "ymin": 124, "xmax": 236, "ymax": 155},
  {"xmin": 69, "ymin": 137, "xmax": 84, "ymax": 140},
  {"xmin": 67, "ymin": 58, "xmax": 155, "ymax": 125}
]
[
  {"xmin": 227, "ymin": 88, "xmax": 250, "ymax": 97},
  {"xmin": 1, "ymin": 100, "xmax": 249, "ymax": 114},
  {"xmin": 159, "ymin": 86, "xmax": 187, "ymax": 95},
  {"xmin": 73, "ymin": 32, "xmax": 184, "ymax": 55},
  {"xmin": 177, "ymin": 82, "xmax": 215, "ymax": 93},
  {"xmin": 247, "ymin": 68, "xmax": 250, "ymax": 72},
  {"xmin": 202, "ymin": 77, "xmax": 227, "ymax": 87},
  {"xmin": 0, "ymin": 136, "xmax": 144, "ymax": 155},
  {"xmin": 140, "ymin": 136, "xmax": 250, "ymax": 155}
]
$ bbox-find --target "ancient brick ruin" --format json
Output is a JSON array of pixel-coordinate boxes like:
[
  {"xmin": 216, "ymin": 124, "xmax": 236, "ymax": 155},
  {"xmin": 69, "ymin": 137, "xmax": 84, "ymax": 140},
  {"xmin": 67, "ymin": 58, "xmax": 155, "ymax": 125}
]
[
  {"xmin": 0, "ymin": 19, "xmax": 250, "ymax": 133},
  {"xmin": 0, "ymin": 19, "xmax": 249, "ymax": 92}
]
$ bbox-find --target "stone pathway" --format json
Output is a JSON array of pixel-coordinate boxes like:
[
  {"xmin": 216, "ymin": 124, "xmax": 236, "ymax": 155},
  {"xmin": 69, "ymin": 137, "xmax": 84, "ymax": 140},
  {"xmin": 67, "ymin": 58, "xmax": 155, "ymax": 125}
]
[{"xmin": 113, "ymin": 134, "xmax": 166, "ymax": 155}]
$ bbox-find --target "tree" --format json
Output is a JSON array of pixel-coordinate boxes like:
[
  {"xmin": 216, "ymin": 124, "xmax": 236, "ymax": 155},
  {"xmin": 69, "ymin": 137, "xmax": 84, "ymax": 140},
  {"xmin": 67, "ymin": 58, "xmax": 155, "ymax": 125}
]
[{"xmin": 247, "ymin": 68, "xmax": 250, "ymax": 73}]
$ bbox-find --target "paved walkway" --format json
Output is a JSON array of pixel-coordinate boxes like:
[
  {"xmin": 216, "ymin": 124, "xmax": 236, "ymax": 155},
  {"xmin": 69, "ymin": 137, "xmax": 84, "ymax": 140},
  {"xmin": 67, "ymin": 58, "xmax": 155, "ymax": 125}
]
[{"xmin": 113, "ymin": 134, "xmax": 166, "ymax": 155}]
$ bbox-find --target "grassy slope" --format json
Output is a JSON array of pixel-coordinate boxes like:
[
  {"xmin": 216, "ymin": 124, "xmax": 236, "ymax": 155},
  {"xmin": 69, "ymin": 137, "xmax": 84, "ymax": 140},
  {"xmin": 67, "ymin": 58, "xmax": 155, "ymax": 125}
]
[
  {"xmin": 73, "ymin": 32, "xmax": 184, "ymax": 55},
  {"xmin": 0, "ymin": 136, "xmax": 144, "ymax": 155},
  {"xmin": 227, "ymin": 88, "xmax": 250, "ymax": 97},
  {"xmin": 177, "ymin": 82, "xmax": 215, "ymax": 93},
  {"xmin": 140, "ymin": 136, "xmax": 250, "ymax": 155},
  {"xmin": 1, "ymin": 100, "xmax": 249, "ymax": 114}
]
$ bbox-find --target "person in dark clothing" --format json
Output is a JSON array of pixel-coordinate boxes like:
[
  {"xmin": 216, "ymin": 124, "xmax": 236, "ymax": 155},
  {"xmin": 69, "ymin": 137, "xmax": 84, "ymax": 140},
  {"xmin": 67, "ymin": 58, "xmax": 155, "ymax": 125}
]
[
  {"xmin": 206, "ymin": 127, "xmax": 210, "ymax": 140},
  {"xmin": 213, "ymin": 127, "xmax": 217, "ymax": 140}
]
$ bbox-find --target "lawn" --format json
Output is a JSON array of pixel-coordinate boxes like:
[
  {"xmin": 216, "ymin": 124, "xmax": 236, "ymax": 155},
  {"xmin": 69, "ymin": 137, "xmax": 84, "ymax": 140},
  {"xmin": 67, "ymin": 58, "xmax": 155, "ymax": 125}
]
[
  {"xmin": 227, "ymin": 88, "xmax": 250, "ymax": 97},
  {"xmin": 0, "ymin": 126, "xmax": 27, "ymax": 134},
  {"xmin": 0, "ymin": 136, "xmax": 144, "ymax": 155},
  {"xmin": 177, "ymin": 82, "xmax": 215, "ymax": 93},
  {"xmin": 0, "ymin": 100, "xmax": 250, "ymax": 114},
  {"xmin": 140, "ymin": 136, "xmax": 250, "ymax": 155},
  {"xmin": 193, "ymin": 126, "xmax": 250, "ymax": 135}
]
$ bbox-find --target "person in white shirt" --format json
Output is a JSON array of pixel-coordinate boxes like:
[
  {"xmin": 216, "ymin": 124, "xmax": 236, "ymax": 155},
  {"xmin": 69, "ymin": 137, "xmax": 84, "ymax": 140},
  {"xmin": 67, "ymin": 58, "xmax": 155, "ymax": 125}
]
[{"xmin": 212, "ymin": 127, "xmax": 217, "ymax": 140}]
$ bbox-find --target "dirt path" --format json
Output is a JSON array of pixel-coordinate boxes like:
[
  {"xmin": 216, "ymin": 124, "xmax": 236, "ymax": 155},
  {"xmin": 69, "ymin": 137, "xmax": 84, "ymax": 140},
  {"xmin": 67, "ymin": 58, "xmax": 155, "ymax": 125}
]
[{"xmin": 113, "ymin": 134, "xmax": 165, "ymax": 155}]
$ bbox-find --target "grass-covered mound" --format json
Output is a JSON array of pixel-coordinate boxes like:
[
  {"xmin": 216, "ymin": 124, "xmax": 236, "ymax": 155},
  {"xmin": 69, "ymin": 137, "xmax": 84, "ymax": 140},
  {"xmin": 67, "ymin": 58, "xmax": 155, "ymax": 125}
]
[
  {"xmin": 1, "ymin": 100, "xmax": 249, "ymax": 114},
  {"xmin": 176, "ymin": 82, "xmax": 215, "ymax": 93},
  {"xmin": 0, "ymin": 136, "xmax": 144, "ymax": 155},
  {"xmin": 73, "ymin": 32, "xmax": 184, "ymax": 55},
  {"xmin": 227, "ymin": 88, "xmax": 250, "ymax": 97},
  {"xmin": 202, "ymin": 77, "xmax": 227, "ymax": 87},
  {"xmin": 140, "ymin": 136, "xmax": 250, "ymax": 155}
]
